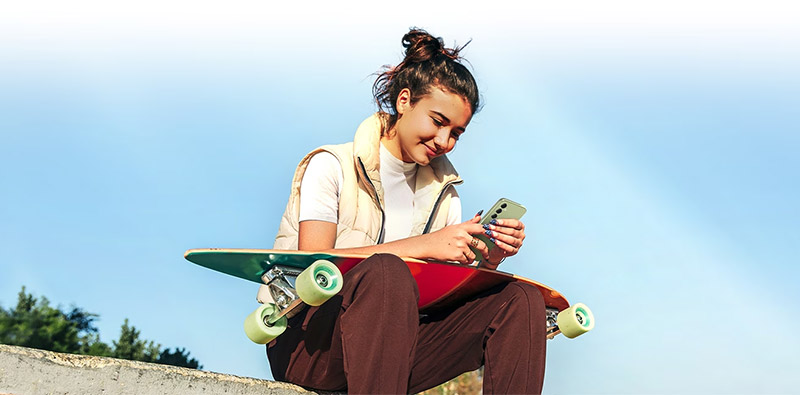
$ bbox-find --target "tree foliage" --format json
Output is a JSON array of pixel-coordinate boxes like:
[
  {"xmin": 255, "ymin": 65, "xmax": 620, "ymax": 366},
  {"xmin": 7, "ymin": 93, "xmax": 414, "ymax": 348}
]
[
  {"xmin": 0, "ymin": 287, "xmax": 96, "ymax": 354},
  {"xmin": 158, "ymin": 347, "xmax": 201, "ymax": 369},
  {"xmin": 112, "ymin": 318, "xmax": 161, "ymax": 362},
  {"xmin": 0, "ymin": 287, "xmax": 201, "ymax": 369}
]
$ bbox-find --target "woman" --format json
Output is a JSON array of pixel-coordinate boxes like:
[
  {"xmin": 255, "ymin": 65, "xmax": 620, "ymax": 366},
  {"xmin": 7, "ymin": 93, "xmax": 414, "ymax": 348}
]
[{"xmin": 260, "ymin": 29, "xmax": 546, "ymax": 394}]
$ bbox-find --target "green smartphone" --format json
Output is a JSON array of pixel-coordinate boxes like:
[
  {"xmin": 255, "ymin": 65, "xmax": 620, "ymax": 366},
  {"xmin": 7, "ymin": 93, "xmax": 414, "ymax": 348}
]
[{"xmin": 471, "ymin": 198, "xmax": 527, "ymax": 265}]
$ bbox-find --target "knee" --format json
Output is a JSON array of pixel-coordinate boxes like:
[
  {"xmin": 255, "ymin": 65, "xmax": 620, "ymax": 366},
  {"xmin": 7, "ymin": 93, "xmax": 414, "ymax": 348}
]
[
  {"xmin": 368, "ymin": 253, "xmax": 413, "ymax": 278},
  {"xmin": 354, "ymin": 253, "xmax": 418, "ymax": 298},
  {"xmin": 503, "ymin": 283, "xmax": 546, "ymax": 320}
]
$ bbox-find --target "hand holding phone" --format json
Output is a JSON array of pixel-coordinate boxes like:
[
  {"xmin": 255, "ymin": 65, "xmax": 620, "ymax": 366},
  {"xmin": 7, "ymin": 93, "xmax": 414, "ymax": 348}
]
[{"xmin": 471, "ymin": 198, "xmax": 527, "ymax": 266}]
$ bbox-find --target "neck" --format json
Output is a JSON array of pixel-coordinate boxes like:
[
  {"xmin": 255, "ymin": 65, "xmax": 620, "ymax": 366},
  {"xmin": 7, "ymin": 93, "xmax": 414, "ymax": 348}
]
[{"xmin": 380, "ymin": 133, "xmax": 411, "ymax": 163}]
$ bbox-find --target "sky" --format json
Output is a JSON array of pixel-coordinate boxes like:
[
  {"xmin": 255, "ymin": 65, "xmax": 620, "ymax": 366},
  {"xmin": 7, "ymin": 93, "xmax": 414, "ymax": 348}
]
[{"xmin": 1, "ymin": 1, "xmax": 799, "ymax": 393}]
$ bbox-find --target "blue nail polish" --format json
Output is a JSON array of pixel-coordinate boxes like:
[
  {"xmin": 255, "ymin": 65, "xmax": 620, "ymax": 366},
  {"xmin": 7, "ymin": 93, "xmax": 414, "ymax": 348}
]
[
  {"xmin": 476, "ymin": 210, "xmax": 483, "ymax": 217},
  {"xmin": 482, "ymin": 224, "xmax": 490, "ymax": 230},
  {"xmin": 490, "ymin": 219, "xmax": 497, "ymax": 225},
  {"xmin": 490, "ymin": 237, "xmax": 496, "ymax": 243},
  {"xmin": 485, "ymin": 229, "xmax": 492, "ymax": 236}
]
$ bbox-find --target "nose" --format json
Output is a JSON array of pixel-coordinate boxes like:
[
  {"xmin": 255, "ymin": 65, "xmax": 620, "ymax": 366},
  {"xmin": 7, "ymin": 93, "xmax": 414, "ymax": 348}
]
[{"xmin": 433, "ymin": 128, "xmax": 449, "ymax": 151}]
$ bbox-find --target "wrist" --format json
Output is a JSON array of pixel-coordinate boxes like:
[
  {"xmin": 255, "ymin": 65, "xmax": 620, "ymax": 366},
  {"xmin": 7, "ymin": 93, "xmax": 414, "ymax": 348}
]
[{"xmin": 402, "ymin": 234, "xmax": 429, "ymax": 259}]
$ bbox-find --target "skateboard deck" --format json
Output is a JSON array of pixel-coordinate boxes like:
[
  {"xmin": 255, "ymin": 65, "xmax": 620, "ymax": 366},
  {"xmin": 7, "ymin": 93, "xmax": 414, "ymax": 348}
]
[{"xmin": 185, "ymin": 248, "xmax": 570, "ymax": 312}]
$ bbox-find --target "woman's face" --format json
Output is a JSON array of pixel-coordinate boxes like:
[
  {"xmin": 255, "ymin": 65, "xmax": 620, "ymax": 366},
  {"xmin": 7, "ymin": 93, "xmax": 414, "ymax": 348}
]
[{"xmin": 385, "ymin": 86, "xmax": 472, "ymax": 166}]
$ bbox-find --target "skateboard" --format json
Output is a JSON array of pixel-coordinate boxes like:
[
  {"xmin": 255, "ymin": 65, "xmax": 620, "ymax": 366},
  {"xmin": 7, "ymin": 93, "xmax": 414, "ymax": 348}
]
[{"xmin": 185, "ymin": 248, "xmax": 594, "ymax": 344}]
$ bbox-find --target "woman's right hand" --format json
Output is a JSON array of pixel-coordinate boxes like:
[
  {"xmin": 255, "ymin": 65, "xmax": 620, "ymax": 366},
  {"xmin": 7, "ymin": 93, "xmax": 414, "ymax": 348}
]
[{"xmin": 415, "ymin": 213, "xmax": 491, "ymax": 264}]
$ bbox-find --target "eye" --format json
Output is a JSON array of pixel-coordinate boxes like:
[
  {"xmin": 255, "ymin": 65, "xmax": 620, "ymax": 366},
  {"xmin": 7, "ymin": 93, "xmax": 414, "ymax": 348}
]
[
  {"xmin": 450, "ymin": 131, "xmax": 461, "ymax": 141},
  {"xmin": 431, "ymin": 117, "xmax": 443, "ymax": 127}
]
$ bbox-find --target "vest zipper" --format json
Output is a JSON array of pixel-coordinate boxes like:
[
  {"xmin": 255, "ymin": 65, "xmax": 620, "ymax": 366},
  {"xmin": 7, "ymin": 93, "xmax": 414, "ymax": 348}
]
[
  {"xmin": 422, "ymin": 179, "xmax": 464, "ymax": 234},
  {"xmin": 357, "ymin": 157, "xmax": 386, "ymax": 244}
]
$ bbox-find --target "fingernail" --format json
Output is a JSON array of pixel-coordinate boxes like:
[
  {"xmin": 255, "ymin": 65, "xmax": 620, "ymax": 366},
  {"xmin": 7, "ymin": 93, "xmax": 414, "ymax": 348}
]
[
  {"xmin": 490, "ymin": 219, "xmax": 498, "ymax": 225},
  {"xmin": 485, "ymin": 229, "xmax": 492, "ymax": 236},
  {"xmin": 490, "ymin": 237, "xmax": 496, "ymax": 243},
  {"xmin": 482, "ymin": 224, "xmax": 490, "ymax": 230},
  {"xmin": 475, "ymin": 210, "xmax": 484, "ymax": 217}
]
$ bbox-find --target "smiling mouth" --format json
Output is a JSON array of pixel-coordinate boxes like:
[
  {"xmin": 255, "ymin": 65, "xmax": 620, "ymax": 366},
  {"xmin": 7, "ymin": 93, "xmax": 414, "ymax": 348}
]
[{"xmin": 424, "ymin": 145, "xmax": 438, "ymax": 157}]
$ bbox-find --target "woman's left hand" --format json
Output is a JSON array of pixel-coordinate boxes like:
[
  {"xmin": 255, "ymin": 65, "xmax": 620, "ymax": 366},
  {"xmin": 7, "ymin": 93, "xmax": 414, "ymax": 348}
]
[{"xmin": 482, "ymin": 219, "xmax": 526, "ymax": 270}]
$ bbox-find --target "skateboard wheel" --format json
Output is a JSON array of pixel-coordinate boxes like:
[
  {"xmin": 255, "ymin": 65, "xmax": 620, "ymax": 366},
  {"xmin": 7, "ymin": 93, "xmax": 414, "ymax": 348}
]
[
  {"xmin": 296, "ymin": 259, "xmax": 343, "ymax": 306},
  {"xmin": 244, "ymin": 303, "xmax": 287, "ymax": 344},
  {"xmin": 556, "ymin": 303, "xmax": 594, "ymax": 339}
]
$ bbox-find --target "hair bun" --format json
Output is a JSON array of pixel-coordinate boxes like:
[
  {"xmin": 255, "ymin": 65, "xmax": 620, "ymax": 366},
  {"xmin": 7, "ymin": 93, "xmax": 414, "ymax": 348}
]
[
  {"xmin": 402, "ymin": 28, "xmax": 460, "ymax": 63},
  {"xmin": 372, "ymin": 27, "xmax": 480, "ymax": 132}
]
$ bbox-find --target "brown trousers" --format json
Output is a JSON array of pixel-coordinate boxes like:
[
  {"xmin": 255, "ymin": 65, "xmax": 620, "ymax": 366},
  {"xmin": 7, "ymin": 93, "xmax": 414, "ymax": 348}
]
[{"xmin": 267, "ymin": 254, "xmax": 547, "ymax": 394}]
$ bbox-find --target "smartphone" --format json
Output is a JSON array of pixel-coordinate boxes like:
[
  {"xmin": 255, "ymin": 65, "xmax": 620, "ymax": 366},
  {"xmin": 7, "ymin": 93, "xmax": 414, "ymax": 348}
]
[{"xmin": 471, "ymin": 198, "xmax": 527, "ymax": 265}]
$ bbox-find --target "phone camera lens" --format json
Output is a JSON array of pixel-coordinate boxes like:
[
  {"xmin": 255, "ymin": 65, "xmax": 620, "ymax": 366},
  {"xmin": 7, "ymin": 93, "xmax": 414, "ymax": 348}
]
[
  {"xmin": 496, "ymin": 209, "xmax": 502, "ymax": 214},
  {"xmin": 491, "ymin": 214, "xmax": 497, "ymax": 219},
  {"xmin": 501, "ymin": 203, "xmax": 507, "ymax": 208}
]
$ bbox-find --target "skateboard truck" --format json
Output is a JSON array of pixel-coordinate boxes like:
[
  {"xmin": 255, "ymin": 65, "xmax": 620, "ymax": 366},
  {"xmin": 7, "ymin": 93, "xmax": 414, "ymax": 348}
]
[
  {"xmin": 261, "ymin": 266, "xmax": 305, "ymax": 324},
  {"xmin": 244, "ymin": 259, "xmax": 344, "ymax": 344},
  {"xmin": 545, "ymin": 308, "xmax": 561, "ymax": 340}
]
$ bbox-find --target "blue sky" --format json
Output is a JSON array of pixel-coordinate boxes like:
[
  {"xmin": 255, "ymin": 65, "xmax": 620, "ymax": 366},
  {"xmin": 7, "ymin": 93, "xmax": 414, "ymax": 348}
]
[{"xmin": 1, "ymin": 1, "xmax": 798, "ymax": 393}]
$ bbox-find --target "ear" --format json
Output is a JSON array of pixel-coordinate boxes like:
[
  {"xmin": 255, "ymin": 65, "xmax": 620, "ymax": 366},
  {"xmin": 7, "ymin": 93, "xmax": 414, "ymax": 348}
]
[{"xmin": 395, "ymin": 88, "xmax": 412, "ymax": 115}]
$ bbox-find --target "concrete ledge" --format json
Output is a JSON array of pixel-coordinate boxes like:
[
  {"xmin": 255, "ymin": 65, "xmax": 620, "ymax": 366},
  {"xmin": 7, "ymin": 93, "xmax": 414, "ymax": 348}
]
[{"xmin": 0, "ymin": 344, "xmax": 314, "ymax": 395}]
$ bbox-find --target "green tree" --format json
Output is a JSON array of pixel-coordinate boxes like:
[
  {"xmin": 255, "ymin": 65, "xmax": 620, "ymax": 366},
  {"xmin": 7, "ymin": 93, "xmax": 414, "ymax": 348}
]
[
  {"xmin": 112, "ymin": 318, "xmax": 161, "ymax": 362},
  {"xmin": 0, "ymin": 287, "xmax": 99, "ymax": 354},
  {"xmin": 1, "ymin": 287, "xmax": 201, "ymax": 369},
  {"xmin": 158, "ymin": 347, "xmax": 202, "ymax": 369},
  {"xmin": 83, "ymin": 332, "xmax": 114, "ymax": 357}
]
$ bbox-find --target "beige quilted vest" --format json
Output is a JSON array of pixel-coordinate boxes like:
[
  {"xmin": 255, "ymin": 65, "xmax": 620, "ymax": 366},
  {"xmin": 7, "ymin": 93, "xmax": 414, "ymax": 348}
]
[
  {"xmin": 258, "ymin": 114, "xmax": 463, "ymax": 304},
  {"xmin": 273, "ymin": 113, "xmax": 463, "ymax": 250}
]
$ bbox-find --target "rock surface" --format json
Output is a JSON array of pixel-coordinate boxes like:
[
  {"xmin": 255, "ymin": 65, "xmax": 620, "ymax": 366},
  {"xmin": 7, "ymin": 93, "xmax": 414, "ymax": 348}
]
[{"xmin": 0, "ymin": 344, "xmax": 314, "ymax": 395}]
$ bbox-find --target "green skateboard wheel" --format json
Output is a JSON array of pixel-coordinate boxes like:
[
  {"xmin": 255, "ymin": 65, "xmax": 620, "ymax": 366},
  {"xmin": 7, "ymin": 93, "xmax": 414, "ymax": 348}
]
[
  {"xmin": 296, "ymin": 259, "xmax": 343, "ymax": 306},
  {"xmin": 244, "ymin": 303, "xmax": 287, "ymax": 344},
  {"xmin": 557, "ymin": 303, "xmax": 595, "ymax": 339}
]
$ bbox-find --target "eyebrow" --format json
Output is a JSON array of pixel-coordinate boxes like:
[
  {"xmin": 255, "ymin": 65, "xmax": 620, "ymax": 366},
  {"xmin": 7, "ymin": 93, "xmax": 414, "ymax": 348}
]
[{"xmin": 431, "ymin": 111, "xmax": 466, "ymax": 133}]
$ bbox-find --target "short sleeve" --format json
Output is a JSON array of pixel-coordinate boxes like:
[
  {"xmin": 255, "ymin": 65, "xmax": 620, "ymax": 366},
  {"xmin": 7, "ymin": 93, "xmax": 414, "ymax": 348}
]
[{"xmin": 298, "ymin": 152, "xmax": 343, "ymax": 224}]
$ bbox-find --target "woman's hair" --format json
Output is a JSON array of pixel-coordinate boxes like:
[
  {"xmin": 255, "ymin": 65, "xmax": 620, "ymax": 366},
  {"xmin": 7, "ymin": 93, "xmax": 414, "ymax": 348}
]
[{"xmin": 373, "ymin": 28, "xmax": 480, "ymax": 134}]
